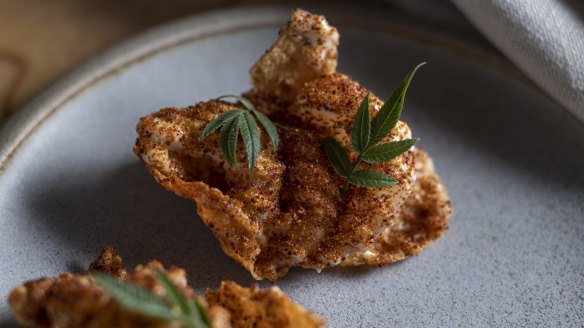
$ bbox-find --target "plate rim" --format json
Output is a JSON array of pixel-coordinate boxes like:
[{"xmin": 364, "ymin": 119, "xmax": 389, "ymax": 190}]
[{"xmin": 0, "ymin": 3, "xmax": 536, "ymax": 173}]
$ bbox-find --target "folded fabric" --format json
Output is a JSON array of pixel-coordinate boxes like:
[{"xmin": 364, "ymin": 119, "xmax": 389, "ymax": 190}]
[{"xmin": 451, "ymin": 0, "xmax": 584, "ymax": 122}]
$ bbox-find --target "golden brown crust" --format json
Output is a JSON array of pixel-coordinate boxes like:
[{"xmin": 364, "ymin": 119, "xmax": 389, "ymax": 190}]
[
  {"xmin": 250, "ymin": 9, "xmax": 339, "ymax": 101},
  {"xmin": 339, "ymin": 148, "xmax": 452, "ymax": 265},
  {"xmin": 134, "ymin": 74, "xmax": 423, "ymax": 281},
  {"xmin": 375, "ymin": 148, "xmax": 452, "ymax": 261},
  {"xmin": 88, "ymin": 245, "xmax": 127, "ymax": 279},
  {"xmin": 8, "ymin": 247, "xmax": 325, "ymax": 328},
  {"xmin": 133, "ymin": 101, "xmax": 287, "ymax": 274},
  {"xmin": 8, "ymin": 255, "xmax": 191, "ymax": 328},
  {"xmin": 206, "ymin": 281, "xmax": 325, "ymax": 328},
  {"xmin": 253, "ymin": 125, "xmax": 342, "ymax": 279},
  {"xmin": 133, "ymin": 9, "xmax": 451, "ymax": 281}
]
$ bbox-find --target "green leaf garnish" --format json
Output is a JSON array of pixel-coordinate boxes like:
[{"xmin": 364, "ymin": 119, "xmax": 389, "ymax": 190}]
[
  {"xmin": 324, "ymin": 137, "xmax": 351, "ymax": 178},
  {"xmin": 361, "ymin": 138, "xmax": 419, "ymax": 164},
  {"xmin": 200, "ymin": 110, "xmax": 243, "ymax": 140},
  {"xmin": 153, "ymin": 270, "xmax": 190, "ymax": 315},
  {"xmin": 201, "ymin": 95, "xmax": 280, "ymax": 172},
  {"xmin": 369, "ymin": 62, "xmax": 425, "ymax": 146},
  {"xmin": 252, "ymin": 109, "xmax": 279, "ymax": 150},
  {"xmin": 91, "ymin": 273, "xmax": 175, "ymax": 322},
  {"xmin": 349, "ymin": 169, "xmax": 397, "ymax": 187},
  {"xmin": 217, "ymin": 95, "xmax": 254, "ymax": 111},
  {"xmin": 220, "ymin": 115, "xmax": 240, "ymax": 166},
  {"xmin": 239, "ymin": 111, "xmax": 261, "ymax": 171},
  {"xmin": 324, "ymin": 63, "xmax": 424, "ymax": 196},
  {"xmin": 350, "ymin": 93, "xmax": 371, "ymax": 153},
  {"xmin": 91, "ymin": 272, "xmax": 211, "ymax": 328}
]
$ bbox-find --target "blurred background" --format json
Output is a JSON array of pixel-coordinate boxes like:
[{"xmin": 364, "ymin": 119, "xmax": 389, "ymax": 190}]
[
  {"xmin": 0, "ymin": 0, "xmax": 477, "ymax": 121},
  {"xmin": 0, "ymin": 0, "xmax": 582, "ymax": 123}
]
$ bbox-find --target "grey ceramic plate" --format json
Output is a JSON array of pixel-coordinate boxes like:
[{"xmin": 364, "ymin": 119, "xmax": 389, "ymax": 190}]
[{"xmin": 1, "ymin": 5, "xmax": 583, "ymax": 328}]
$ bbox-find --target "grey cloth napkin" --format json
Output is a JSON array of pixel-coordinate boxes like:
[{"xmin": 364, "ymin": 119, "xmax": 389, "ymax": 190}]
[{"xmin": 450, "ymin": 0, "xmax": 584, "ymax": 122}]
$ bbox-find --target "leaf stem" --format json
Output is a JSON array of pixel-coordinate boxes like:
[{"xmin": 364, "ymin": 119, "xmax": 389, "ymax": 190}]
[{"xmin": 341, "ymin": 153, "xmax": 363, "ymax": 195}]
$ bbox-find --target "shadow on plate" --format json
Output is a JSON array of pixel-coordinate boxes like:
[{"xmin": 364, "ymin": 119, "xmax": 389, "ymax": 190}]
[
  {"xmin": 24, "ymin": 160, "xmax": 411, "ymax": 293},
  {"xmin": 25, "ymin": 162, "xmax": 255, "ymax": 291},
  {"xmin": 411, "ymin": 71, "xmax": 584, "ymax": 191},
  {"xmin": 280, "ymin": 262, "xmax": 376, "ymax": 283},
  {"xmin": 0, "ymin": 319, "xmax": 19, "ymax": 328}
]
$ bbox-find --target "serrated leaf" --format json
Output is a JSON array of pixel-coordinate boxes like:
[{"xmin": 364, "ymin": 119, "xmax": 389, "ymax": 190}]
[
  {"xmin": 203, "ymin": 95, "xmax": 281, "ymax": 172},
  {"xmin": 91, "ymin": 273, "xmax": 175, "ymax": 321},
  {"xmin": 217, "ymin": 94, "xmax": 255, "ymax": 111},
  {"xmin": 200, "ymin": 110, "xmax": 243, "ymax": 140},
  {"xmin": 220, "ymin": 115, "xmax": 240, "ymax": 165},
  {"xmin": 154, "ymin": 271, "xmax": 190, "ymax": 315},
  {"xmin": 369, "ymin": 62, "xmax": 425, "ymax": 146},
  {"xmin": 181, "ymin": 300, "xmax": 212, "ymax": 328},
  {"xmin": 361, "ymin": 138, "xmax": 419, "ymax": 163},
  {"xmin": 179, "ymin": 309, "xmax": 210, "ymax": 328},
  {"xmin": 348, "ymin": 169, "xmax": 398, "ymax": 187},
  {"xmin": 350, "ymin": 94, "xmax": 371, "ymax": 154},
  {"xmin": 239, "ymin": 111, "xmax": 261, "ymax": 172},
  {"xmin": 193, "ymin": 300, "xmax": 212, "ymax": 326},
  {"xmin": 153, "ymin": 274, "xmax": 211, "ymax": 328},
  {"xmin": 324, "ymin": 137, "xmax": 351, "ymax": 177},
  {"xmin": 252, "ymin": 110, "xmax": 279, "ymax": 151}
]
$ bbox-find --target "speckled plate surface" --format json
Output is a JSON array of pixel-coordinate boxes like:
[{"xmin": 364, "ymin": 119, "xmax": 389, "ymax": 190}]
[{"xmin": 1, "ymin": 5, "xmax": 583, "ymax": 327}]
